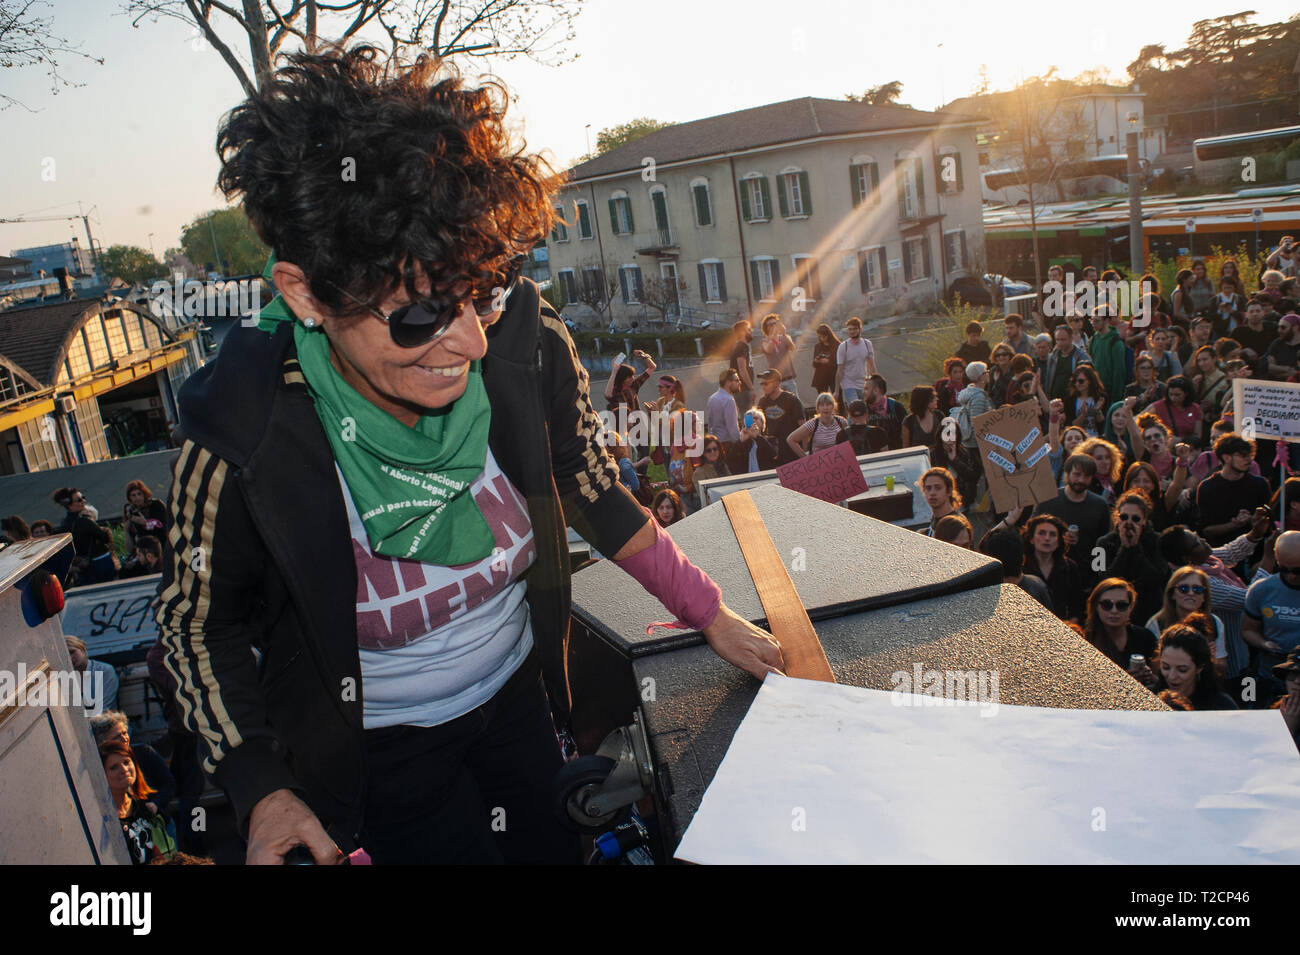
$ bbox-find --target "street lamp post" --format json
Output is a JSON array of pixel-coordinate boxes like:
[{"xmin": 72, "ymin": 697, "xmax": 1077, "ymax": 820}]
[{"xmin": 1126, "ymin": 112, "xmax": 1144, "ymax": 275}]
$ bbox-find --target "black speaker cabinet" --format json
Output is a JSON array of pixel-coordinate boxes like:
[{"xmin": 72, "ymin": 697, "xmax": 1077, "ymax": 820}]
[{"xmin": 567, "ymin": 485, "xmax": 1164, "ymax": 859}]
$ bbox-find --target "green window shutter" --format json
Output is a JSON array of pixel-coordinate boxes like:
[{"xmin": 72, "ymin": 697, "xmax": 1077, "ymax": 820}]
[
  {"xmin": 717, "ymin": 264, "xmax": 727, "ymax": 301},
  {"xmin": 625, "ymin": 200, "xmax": 635, "ymax": 234},
  {"xmin": 922, "ymin": 237, "xmax": 932, "ymax": 278},
  {"xmin": 738, "ymin": 180, "xmax": 752, "ymax": 221},
  {"xmin": 799, "ymin": 171, "xmax": 812, "ymax": 216},
  {"xmin": 619, "ymin": 268, "xmax": 630, "ymax": 303},
  {"xmin": 904, "ymin": 242, "xmax": 914, "ymax": 283},
  {"xmin": 750, "ymin": 260, "xmax": 761, "ymax": 297},
  {"xmin": 777, "ymin": 174, "xmax": 789, "ymax": 218},
  {"xmin": 578, "ymin": 203, "xmax": 591, "ymax": 237},
  {"xmin": 857, "ymin": 251, "xmax": 870, "ymax": 294},
  {"xmin": 694, "ymin": 185, "xmax": 711, "ymax": 226},
  {"xmin": 915, "ymin": 158, "xmax": 926, "ymax": 210},
  {"xmin": 758, "ymin": 177, "xmax": 771, "ymax": 219},
  {"xmin": 770, "ymin": 258, "xmax": 781, "ymax": 295},
  {"xmin": 850, "ymin": 165, "xmax": 863, "ymax": 207},
  {"xmin": 608, "ymin": 198, "xmax": 620, "ymax": 234},
  {"xmin": 896, "ymin": 161, "xmax": 908, "ymax": 220},
  {"xmin": 651, "ymin": 191, "xmax": 667, "ymax": 232},
  {"xmin": 698, "ymin": 263, "xmax": 708, "ymax": 302},
  {"xmin": 870, "ymin": 163, "xmax": 880, "ymax": 203},
  {"xmin": 878, "ymin": 248, "xmax": 889, "ymax": 288}
]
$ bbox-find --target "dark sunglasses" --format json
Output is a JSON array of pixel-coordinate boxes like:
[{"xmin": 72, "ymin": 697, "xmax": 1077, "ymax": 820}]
[
  {"xmin": 1175, "ymin": 583, "xmax": 1206, "ymax": 595},
  {"xmin": 1117, "ymin": 512, "xmax": 1144, "ymax": 523},
  {"xmin": 1098, "ymin": 599, "xmax": 1131, "ymax": 612},
  {"xmin": 328, "ymin": 260, "xmax": 521, "ymax": 348},
  {"xmin": 68, "ymin": 496, "xmax": 85, "ymax": 504},
  {"xmin": 704, "ymin": 445, "xmax": 720, "ymax": 453}
]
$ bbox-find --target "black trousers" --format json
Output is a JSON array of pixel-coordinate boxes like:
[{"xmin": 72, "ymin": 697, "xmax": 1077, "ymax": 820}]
[{"xmin": 359, "ymin": 651, "xmax": 577, "ymax": 864}]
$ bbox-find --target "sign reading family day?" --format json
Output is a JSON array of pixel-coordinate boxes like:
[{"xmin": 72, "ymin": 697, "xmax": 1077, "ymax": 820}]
[
  {"xmin": 972, "ymin": 400, "xmax": 1057, "ymax": 513},
  {"xmin": 776, "ymin": 440, "xmax": 869, "ymax": 505},
  {"xmin": 1234, "ymin": 378, "xmax": 1300, "ymax": 443}
]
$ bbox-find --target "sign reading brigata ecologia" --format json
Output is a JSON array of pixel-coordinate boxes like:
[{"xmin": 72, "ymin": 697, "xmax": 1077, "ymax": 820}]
[
  {"xmin": 776, "ymin": 441, "xmax": 869, "ymax": 505},
  {"xmin": 1234, "ymin": 379, "xmax": 1300, "ymax": 443},
  {"xmin": 972, "ymin": 400, "xmax": 1057, "ymax": 513}
]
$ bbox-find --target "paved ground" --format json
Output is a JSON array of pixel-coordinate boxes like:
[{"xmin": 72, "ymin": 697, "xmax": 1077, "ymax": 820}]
[{"xmin": 612, "ymin": 310, "xmax": 954, "ymax": 413}]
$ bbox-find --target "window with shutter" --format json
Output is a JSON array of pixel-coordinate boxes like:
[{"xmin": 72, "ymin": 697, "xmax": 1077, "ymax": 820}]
[
  {"xmin": 551, "ymin": 206, "xmax": 569, "ymax": 242},
  {"xmin": 738, "ymin": 179, "xmax": 752, "ymax": 221},
  {"xmin": 876, "ymin": 248, "xmax": 889, "ymax": 288},
  {"xmin": 752, "ymin": 260, "xmax": 778, "ymax": 301},
  {"xmin": 858, "ymin": 250, "xmax": 871, "ymax": 294},
  {"xmin": 903, "ymin": 239, "xmax": 915, "ymax": 283},
  {"xmin": 780, "ymin": 171, "xmax": 808, "ymax": 217},
  {"xmin": 692, "ymin": 183, "xmax": 712, "ymax": 227},
  {"xmin": 792, "ymin": 256, "xmax": 819, "ymax": 301},
  {"xmin": 576, "ymin": 201, "xmax": 593, "ymax": 239},
  {"xmin": 850, "ymin": 166, "xmax": 863, "ymax": 207},
  {"xmin": 700, "ymin": 262, "xmax": 723, "ymax": 303},
  {"xmin": 799, "ymin": 171, "xmax": 812, "ymax": 216},
  {"xmin": 745, "ymin": 178, "xmax": 769, "ymax": 221},
  {"xmin": 716, "ymin": 263, "xmax": 727, "ymax": 302}
]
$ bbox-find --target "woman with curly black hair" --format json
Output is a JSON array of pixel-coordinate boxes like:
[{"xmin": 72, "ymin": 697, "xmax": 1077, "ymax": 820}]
[{"xmin": 155, "ymin": 45, "xmax": 781, "ymax": 866}]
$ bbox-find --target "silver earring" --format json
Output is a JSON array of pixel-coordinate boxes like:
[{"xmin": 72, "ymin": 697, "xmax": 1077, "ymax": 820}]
[{"xmin": 303, "ymin": 317, "xmax": 317, "ymax": 328}]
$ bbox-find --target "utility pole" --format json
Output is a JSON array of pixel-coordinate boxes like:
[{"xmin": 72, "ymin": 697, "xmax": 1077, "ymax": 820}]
[
  {"xmin": 1125, "ymin": 112, "xmax": 1144, "ymax": 275},
  {"xmin": 208, "ymin": 213, "xmax": 226, "ymax": 276}
]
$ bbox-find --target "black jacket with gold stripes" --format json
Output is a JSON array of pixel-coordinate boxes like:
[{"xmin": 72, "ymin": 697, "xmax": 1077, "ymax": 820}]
[{"xmin": 154, "ymin": 279, "xmax": 648, "ymax": 844}]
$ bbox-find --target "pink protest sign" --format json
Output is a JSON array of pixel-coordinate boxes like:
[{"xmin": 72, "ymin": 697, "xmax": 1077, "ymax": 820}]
[{"xmin": 776, "ymin": 440, "xmax": 869, "ymax": 504}]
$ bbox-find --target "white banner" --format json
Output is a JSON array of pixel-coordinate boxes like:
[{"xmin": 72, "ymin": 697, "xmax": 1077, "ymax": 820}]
[{"xmin": 1234, "ymin": 378, "xmax": 1300, "ymax": 444}]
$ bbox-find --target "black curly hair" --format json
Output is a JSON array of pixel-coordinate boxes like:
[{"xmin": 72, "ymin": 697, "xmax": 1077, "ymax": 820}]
[{"xmin": 216, "ymin": 44, "xmax": 559, "ymax": 317}]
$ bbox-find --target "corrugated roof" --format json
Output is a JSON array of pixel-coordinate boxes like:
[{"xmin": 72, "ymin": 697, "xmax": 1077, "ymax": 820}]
[
  {"xmin": 0, "ymin": 299, "xmax": 101, "ymax": 385},
  {"xmin": 567, "ymin": 97, "xmax": 978, "ymax": 181}
]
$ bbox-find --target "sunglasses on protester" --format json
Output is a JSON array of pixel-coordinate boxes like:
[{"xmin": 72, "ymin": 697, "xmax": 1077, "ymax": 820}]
[
  {"xmin": 327, "ymin": 258, "xmax": 521, "ymax": 348},
  {"xmin": 1098, "ymin": 599, "xmax": 1131, "ymax": 612},
  {"xmin": 1117, "ymin": 512, "xmax": 1144, "ymax": 523},
  {"xmin": 1175, "ymin": 583, "xmax": 1206, "ymax": 595}
]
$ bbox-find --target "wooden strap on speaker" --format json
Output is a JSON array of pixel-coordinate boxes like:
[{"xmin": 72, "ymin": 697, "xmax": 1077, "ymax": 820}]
[{"xmin": 722, "ymin": 491, "xmax": 835, "ymax": 683}]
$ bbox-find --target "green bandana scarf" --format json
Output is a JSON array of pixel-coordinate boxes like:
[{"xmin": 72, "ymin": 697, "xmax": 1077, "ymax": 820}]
[{"xmin": 256, "ymin": 256, "xmax": 495, "ymax": 565}]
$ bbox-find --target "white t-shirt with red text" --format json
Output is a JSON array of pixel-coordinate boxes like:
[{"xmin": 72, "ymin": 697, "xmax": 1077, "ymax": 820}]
[{"xmin": 339, "ymin": 450, "xmax": 537, "ymax": 729}]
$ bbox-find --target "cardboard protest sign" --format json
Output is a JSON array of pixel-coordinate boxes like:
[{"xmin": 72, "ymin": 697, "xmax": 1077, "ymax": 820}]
[
  {"xmin": 1233, "ymin": 379, "xmax": 1300, "ymax": 443},
  {"xmin": 971, "ymin": 400, "xmax": 1056, "ymax": 512},
  {"xmin": 776, "ymin": 440, "xmax": 869, "ymax": 505}
]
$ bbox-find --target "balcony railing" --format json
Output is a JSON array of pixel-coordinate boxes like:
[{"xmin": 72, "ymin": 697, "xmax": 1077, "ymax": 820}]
[{"xmin": 634, "ymin": 227, "xmax": 678, "ymax": 254}]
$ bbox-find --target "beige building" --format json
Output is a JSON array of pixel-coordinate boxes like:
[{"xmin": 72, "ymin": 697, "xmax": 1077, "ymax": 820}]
[{"xmin": 548, "ymin": 97, "xmax": 987, "ymax": 329}]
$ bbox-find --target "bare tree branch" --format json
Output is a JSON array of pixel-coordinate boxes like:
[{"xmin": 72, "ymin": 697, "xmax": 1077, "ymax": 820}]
[{"xmin": 0, "ymin": 0, "xmax": 104, "ymax": 109}]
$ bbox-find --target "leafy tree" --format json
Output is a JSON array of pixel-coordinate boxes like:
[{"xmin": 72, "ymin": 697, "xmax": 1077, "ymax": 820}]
[
  {"xmin": 97, "ymin": 245, "xmax": 166, "ymax": 285},
  {"xmin": 1125, "ymin": 13, "xmax": 1300, "ymax": 138},
  {"xmin": 123, "ymin": 0, "xmax": 584, "ymax": 97},
  {"xmin": 180, "ymin": 208, "xmax": 270, "ymax": 277},
  {"xmin": 0, "ymin": 0, "xmax": 103, "ymax": 110},
  {"xmin": 845, "ymin": 81, "xmax": 907, "ymax": 106},
  {"xmin": 595, "ymin": 117, "xmax": 673, "ymax": 155}
]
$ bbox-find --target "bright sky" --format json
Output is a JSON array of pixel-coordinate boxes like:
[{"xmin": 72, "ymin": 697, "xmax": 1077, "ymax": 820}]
[{"xmin": 1, "ymin": 0, "xmax": 1295, "ymax": 258}]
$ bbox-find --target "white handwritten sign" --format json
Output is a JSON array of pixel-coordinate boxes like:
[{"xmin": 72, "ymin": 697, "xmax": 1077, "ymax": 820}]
[{"xmin": 1234, "ymin": 379, "xmax": 1300, "ymax": 443}]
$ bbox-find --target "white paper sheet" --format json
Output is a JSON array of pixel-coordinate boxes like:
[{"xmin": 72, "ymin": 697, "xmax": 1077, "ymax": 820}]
[{"xmin": 674, "ymin": 675, "xmax": 1300, "ymax": 864}]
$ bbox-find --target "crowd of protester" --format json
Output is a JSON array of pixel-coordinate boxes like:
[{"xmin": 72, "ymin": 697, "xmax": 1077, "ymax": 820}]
[
  {"xmin": 1, "ymin": 479, "xmax": 171, "ymax": 589},
  {"xmin": 917, "ymin": 249, "xmax": 1300, "ymax": 728},
  {"xmin": 601, "ymin": 245, "xmax": 1300, "ymax": 740}
]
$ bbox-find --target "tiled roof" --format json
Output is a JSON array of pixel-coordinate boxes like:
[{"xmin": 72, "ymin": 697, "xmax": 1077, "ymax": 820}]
[
  {"xmin": 567, "ymin": 97, "xmax": 978, "ymax": 181},
  {"xmin": 0, "ymin": 299, "xmax": 102, "ymax": 385}
]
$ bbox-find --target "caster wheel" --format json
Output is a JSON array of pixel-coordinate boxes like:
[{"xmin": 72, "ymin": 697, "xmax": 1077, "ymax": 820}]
[{"xmin": 554, "ymin": 755, "xmax": 619, "ymax": 832}]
